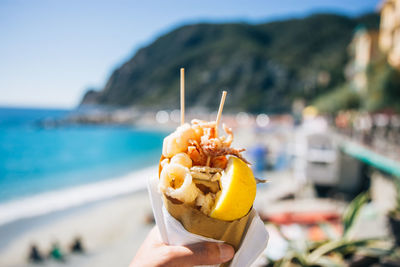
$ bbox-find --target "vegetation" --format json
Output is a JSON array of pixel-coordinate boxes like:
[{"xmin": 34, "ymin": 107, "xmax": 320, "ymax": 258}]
[
  {"xmin": 81, "ymin": 13, "xmax": 379, "ymax": 113},
  {"xmin": 389, "ymin": 180, "xmax": 400, "ymax": 220},
  {"xmin": 314, "ymin": 51, "xmax": 400, "ymax": 114},
  {"xmin": 265, "ymin": 192, "xmax": 392, "ymax": 266},
  {"xmin": 365, "ymin": 58, "xmax": 400, "ymax": 112},
  {"xmin": 313, "ymin": 84, "xmax": 361, "ymax": 113},
  {"xmin": 388, "ymin": 180, "xmax": 400, "ymax": 249}
]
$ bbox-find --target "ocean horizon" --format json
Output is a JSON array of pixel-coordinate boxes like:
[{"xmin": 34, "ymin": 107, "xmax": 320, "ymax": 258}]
[{"xmin": 0, "ymin": 106, "xmax": 166, "ymax": 225}]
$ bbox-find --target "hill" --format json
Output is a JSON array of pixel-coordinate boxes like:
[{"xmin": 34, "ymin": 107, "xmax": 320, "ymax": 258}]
[{"xmin": 81, "ymin": 13, "xmax": 379, "ymax": 113}]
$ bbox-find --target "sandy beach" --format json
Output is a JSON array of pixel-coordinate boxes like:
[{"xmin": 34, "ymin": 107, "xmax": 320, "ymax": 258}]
[
  {"xmin": 0, "ymin": 163, "xmax": 161, "ymax": 267},
  {"xmin": 0, "ymin": 189, "xmax": 154, "ymax": 267}
]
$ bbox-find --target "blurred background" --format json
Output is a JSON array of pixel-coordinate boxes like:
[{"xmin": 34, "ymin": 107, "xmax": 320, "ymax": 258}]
[{"xmin": 1, "ymin": 0, "xmax": 400, "ymax": 266}]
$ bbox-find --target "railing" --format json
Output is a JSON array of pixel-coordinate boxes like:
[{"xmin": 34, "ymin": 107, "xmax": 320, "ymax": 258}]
[{"xmin": 338, "ymin": 136, "xmax": 400, "ymax": 178}]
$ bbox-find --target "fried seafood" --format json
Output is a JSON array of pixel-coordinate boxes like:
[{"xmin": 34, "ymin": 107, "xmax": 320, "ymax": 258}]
[
  {"xmin": 193, "ymin": 179, "xmax": 220, "ymax": 194},
  {"xmin": 211, "ymin": 156, "xmax": 228, "ymax": 169},
  {"xmin": 158, "ymin": 119, "xmax": 250, "ymax": 217},
  {"xmin": 170, "ymin": 153, "xmax": 192, "ymax": 168},
  {"xmin": 187, "ymin": 140, "xmax": 208, "ymax": 166},
  {"xmin": 203, "ymin": 147, "xmax": 249, "ymax": 164},
  {"xmin": 195, "ymin": 192, "xmax": 215, "ymax": 215},
  {"xmin": 159, "ymin": 163, "xmax": 199, "ymax": 203},
  {"xmin": 190, "ymin": 166, "xmax": 223, "ymax": 174},
  {"xmin": 162, "ymin": 123, "xmax": 197, "ymax": 158}
]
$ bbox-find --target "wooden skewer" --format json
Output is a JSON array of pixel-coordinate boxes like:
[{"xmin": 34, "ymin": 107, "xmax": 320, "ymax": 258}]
[
  {"xmin": 206, "ymin": 156, "xmax": 211, "ymax": 166},
  {"xmin": 215, "ymin": 90, "xmax": 227, "ymax": 137},
  {"xmin": 206, "ymin": 90, "xmax": 227, "ymax": 167},
  {"xmin": 180, "ymin": 68, "xmax": 185, "ymax": 126}
]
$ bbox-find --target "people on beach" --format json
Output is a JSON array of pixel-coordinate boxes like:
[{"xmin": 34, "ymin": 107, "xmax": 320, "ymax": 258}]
[
  {"xmin": 28, "ymin": 236, "xmax": 86, "ymax": 264},
  {"xmin": 130, "ymin": 226, "xmax": 234, "ymax": 267},
  {"xmin": 49, "ymin": 241, "xmax": 65, "ymax": 262},
  {"xmin": 28, "ymin": 244, "xmax": 43, "ymax": 263},
  {"xmin": 70, "ymin": 236, "xmax": 85, "ymax": 253}
]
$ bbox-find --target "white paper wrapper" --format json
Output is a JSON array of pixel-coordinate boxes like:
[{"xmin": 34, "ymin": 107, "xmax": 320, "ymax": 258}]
[{"xmin": 147, "ymin": 175, "xmax": 269, "ymax": 267}]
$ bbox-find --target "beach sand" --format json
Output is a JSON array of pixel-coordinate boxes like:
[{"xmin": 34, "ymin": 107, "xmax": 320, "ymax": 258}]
[{"xmin": 0, "ymin": 190, "xmax": 154, "ymax": 267}]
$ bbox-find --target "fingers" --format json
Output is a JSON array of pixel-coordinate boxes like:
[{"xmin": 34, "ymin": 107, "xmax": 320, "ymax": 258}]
[
  {"xmin": 131, "ymin": 226, "xmax": 235, "ymax": 267},
  {"xmin": 129, "ymin": 227, "xmax": 164, "ymax": 267},
  {"xmin": 139, "ymin": 227, "xmax": 163, "ymax": 250},
  {"xmin": 189, "ymin": 242, "xmax": 234, "ymax": 264},
  {"xmin": 167, "ymin": 242, "xmax": 234, "ymax": 266},
  {"xmin": 147, "ymin": 226, "xmax": 163, "ymax": 244}
]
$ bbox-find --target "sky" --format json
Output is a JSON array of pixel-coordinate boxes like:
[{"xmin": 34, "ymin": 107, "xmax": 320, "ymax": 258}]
[{"xmin": 0, "ymin": 0, "xmax": 378, "ymax": 109}]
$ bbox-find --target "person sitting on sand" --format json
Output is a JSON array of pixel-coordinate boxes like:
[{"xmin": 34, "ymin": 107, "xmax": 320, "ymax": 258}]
[
  {"xmin": 49, "ymin": 241, "xmax": 65, "ymax": 262},
  {"xmin": 28, "ymin": 243, "xmax": 43, "ymax": 263},
  {"xmin": 70, "ymin": 236, "xmax": 84, "ymax": 253},
  {"xmin": 130, "ymin": 226, "xmax": 234, "ymax": 267}
]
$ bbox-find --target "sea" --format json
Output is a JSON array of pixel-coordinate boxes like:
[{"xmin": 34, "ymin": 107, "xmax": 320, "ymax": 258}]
[{"xmin": 0, "ymin": 107, "xmax": 166, "ymax": 226}]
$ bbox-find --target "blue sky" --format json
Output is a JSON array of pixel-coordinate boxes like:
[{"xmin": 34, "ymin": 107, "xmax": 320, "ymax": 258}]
[{"xmin": 0, "ymin": 0, "xmax": 378, "ymax": 108}]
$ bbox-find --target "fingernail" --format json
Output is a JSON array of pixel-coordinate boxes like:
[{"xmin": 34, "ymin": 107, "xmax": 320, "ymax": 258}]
[{"xmin": 218, "ymin": 243, "xmax": 234, "ymax": 262}]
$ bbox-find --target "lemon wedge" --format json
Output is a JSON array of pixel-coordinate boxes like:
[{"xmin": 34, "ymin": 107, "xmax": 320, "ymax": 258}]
[{"xmin": 209, "ymin": 156, "xmax": 256, "ymax": 221}]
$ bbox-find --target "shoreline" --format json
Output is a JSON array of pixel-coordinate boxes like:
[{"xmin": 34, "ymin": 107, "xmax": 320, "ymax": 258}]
[
  {"xmin": 0, "ymin": 166, "xmax": 157, "ymax": 227},
  {"xmin": 0, "ymin": 190, "xmax": 154, "ymax": 267},
  {"xmin": 0, "ymin": 165, "xmax": 158, "ymax": 258},
  {"xmin": 0, "ymin": 187, "xmax": 148, "ymax": 252}
]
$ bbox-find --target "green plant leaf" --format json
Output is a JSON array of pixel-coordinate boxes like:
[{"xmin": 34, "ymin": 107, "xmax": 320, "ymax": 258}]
[
  {"xmin": 342, "ymin": 191, "xmax": 370, "ymax": 237},
  {"xmin": 307, "ymin": 240, "xmax": 345, "ymax": 263},
  {"xmin": 356, "ymin": 246, "xmax": 393, "ymax": 258},
  {"xmin": 318, "ymin": 222, "xmax": 340, "ymax": 240},
  {"xmin": 394, "ymin": 179, "xmax": 400, "ymax": 212},
  {"xmin": 306, "ymin": 238, "xmax": 381, "ymax": 263},
  {"xmin": 312, "ymin": 255, "xmax": 344, "ymax": 267}
]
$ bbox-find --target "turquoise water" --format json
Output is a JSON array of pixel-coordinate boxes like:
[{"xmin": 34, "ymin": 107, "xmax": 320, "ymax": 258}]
[{"xmin": 0, "ymin": 107, "xmax": 166, "ymax": 203}]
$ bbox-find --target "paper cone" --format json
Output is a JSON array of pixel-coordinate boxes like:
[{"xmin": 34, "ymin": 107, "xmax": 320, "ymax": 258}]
[
  {"xmin": 163, "ymin": 195, "xmax": 250, "ymax": 251},
  {"xmin": 148, "ymin": 175, "xmax": 269, "ymax": 267}
]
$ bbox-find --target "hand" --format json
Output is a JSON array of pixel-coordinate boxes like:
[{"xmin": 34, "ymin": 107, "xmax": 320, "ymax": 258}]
[{"xmin": 130, "ymin": 226, "xmax": 235, "ymax": 267}]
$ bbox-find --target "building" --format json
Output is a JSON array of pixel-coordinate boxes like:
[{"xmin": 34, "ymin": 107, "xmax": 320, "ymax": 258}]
[
  {"xmin": 379, "ymin": 0, "xmax": 400, "ymax": 68},
  {"xmin": 346, "ymin": 27, "xmax": 380, "ymax": 91}
]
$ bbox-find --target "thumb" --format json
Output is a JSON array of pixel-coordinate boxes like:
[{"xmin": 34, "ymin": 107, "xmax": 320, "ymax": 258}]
[{"xmin": 170, "ymin": 242, "xmax": 234, "ymax": 266}]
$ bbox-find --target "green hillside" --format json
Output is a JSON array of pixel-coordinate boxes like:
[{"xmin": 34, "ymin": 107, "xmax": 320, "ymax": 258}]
[{"xmin": 81, "ymin": 13, "xmax": 379, "ymax": 113}]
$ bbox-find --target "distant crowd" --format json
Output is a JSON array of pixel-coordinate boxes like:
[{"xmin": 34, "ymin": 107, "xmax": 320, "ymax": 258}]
[
  {"xmin": 334, "ymin": 111, "xmax": 400, "ymax": 160},
  {"xmin": 28, "ymin": 236, "xmax": 84, "ymax": 264}
]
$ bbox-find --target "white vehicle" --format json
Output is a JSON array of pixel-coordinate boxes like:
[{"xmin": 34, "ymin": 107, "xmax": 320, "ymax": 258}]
[{"xmin": 305, "ymin": 133, "xmax": 362, "ymax": 196}]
